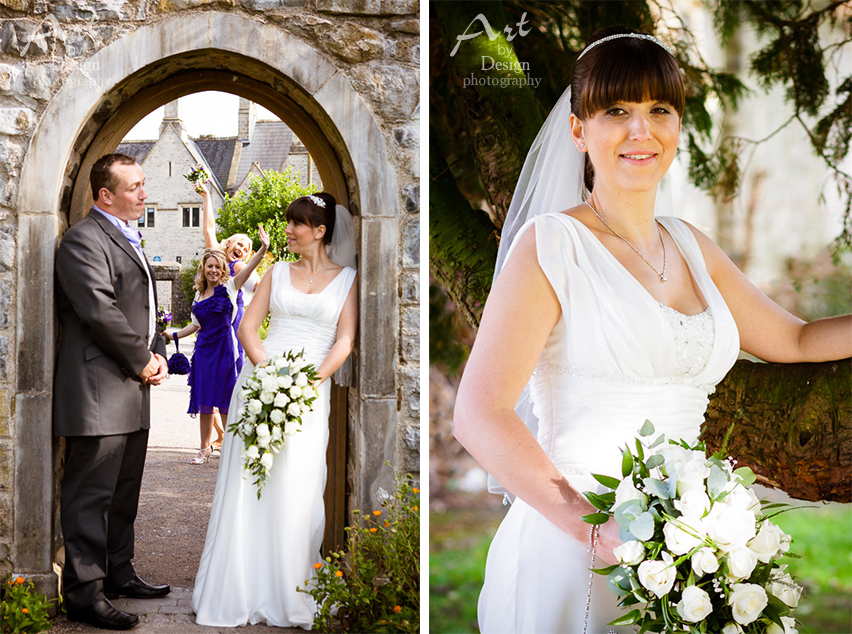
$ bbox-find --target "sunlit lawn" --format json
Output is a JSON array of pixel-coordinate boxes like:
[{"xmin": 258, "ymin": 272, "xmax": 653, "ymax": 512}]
[{"xmin": 430, "ymin": 502, "xmax": 851, "ymax": 634}]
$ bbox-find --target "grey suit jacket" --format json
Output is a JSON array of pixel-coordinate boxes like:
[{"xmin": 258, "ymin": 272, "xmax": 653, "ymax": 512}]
[{"xmin": 53, "ymin": 210, "xmax": 167, "ymax": 437}]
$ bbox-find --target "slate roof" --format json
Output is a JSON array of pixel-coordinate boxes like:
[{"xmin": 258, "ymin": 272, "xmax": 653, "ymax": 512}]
[
  {"xmin": 116, "ymin": 141, "xmax": 155, "ymax": 164},
  {"xmin": 194, "ymin": 136, "xmax": 240, "ymax": 191},
  {"xmin": 234, "ymin": 121, "xmax": 293, "ymax": 188}
]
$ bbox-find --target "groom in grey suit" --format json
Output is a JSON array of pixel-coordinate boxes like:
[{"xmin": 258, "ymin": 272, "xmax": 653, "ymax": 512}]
[{"xmin": 54, "ymin": 153, "xmax": 171, "ymax": 630}]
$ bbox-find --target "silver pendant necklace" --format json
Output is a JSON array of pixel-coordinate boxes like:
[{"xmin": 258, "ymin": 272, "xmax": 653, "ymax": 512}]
[
  {"xmin": 299, "ymin": 260, "xmax": 327, "ymax": 284},
  {"xmin": 584, "ymin": 199, "xmax": 668, "ymax": 282}
]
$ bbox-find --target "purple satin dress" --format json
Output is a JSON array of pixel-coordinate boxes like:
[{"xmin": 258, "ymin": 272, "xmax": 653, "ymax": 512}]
[{"xmin": 187, "ymin": 285, "xmax": 238, "ymax": 415}]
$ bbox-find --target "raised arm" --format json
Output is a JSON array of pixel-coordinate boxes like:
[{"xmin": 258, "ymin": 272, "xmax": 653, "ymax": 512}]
[
  {"xmin": 233, "ymin": 225, "xmax": 269, "ymax": 290},
  {"xmin": 454, "ymin": 228, "xmax": 620, "ymax": 562},
  {"xmin": 238, "ymin": 265, "xmax": 273, "ymax": 366},
  {"xmin": 315, "ymin": 274, "xmax": 358, "ymax": 385},
  {"xmin": 198, "ymin": 182, "xmax": 218, "ymax": 249},
  {"xmin": 689, "ymin": 223, "xmax": 852, "ymax": 363}
]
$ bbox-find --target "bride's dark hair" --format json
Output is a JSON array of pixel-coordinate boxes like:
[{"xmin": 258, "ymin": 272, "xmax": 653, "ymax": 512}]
[
  {"xmin": 285, "ymin": 193, "xmax": 336, "ymax": 245},
  {"xmin": 571, "ymin": 26, "xmax": 685, "ymax": 191}
]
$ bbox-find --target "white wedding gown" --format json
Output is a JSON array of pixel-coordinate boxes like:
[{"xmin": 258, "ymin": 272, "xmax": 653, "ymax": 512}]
[
  {"xmin": 478, "ymin": 214, "xmax": 740, "ymax": 634},
  {"xmin": 193, "ymin": 262, "xmax": 357, "ymax": 628}
]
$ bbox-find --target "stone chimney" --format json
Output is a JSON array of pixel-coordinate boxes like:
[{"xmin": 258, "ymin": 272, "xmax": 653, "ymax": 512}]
[
  {"xmin": 159, "ymin": 99, "xmax": 187, "ymax": 137},
  {"xmin": 238, "ymin": 97, "xmax": 256, "ymax": 144}
]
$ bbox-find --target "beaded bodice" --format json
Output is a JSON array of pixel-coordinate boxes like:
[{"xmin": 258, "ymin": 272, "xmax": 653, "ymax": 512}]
[
  {"xmin": 516, "ymin": 213, "xmax": 739, "ymax": 490},
  {"xmin": 264, "ymin": 262, "xmax": 356, "ymax": 368}
]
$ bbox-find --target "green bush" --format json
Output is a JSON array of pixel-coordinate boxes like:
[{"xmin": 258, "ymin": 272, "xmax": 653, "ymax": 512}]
[
  {"xmin": 216, "ymin": 167, "xmax": 316, "ymax": 261},
  {"xmin": 0, "ymin": 575, "xmax": 52, "ymax": 634},
  {"xmin": 301, "ymin": 471, "xmax": 420, "ymax": 633}
]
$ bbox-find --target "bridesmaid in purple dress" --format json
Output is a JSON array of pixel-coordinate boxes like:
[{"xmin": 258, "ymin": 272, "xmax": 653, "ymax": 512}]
[
  {"xmin": 195, "ymin": 181, "xmax": 261, "ymax": 448},
  {"xmin": 165, "ymin": 226, "xmax": 269, "ymax": 464}
]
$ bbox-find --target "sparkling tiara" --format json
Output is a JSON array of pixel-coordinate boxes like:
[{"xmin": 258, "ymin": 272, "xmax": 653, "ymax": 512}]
[
  {"xmin": 307, "ymin": 195, "xmax": 326, "ymax": 208},
  {"xmin": 577, "ymin": 33, "xmax": 675, "ymax": 61}
]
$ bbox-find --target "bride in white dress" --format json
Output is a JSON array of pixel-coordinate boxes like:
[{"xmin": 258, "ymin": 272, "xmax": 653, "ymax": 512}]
[
  {"xmin": 453, "ymin": 26, "xmax": 852, "ymax": 634},
  {"xmin": 193, "ymin": 193, "xmax": 357, "ymax": 628}
]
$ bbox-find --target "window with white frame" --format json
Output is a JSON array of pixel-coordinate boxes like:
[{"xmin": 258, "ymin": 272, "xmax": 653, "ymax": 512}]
[
  {"xmin": 138, "ymin": 204, "xmax": 157, "ymax": 227},
  {"xmin": 181, "ymin": 205, "xmax": 200, "ymax": 228}
]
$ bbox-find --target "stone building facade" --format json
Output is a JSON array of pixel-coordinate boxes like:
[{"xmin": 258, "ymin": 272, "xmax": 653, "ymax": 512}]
[{"xmin": 0, "ymin": 0, "xmax": 420, "ymax": 599}]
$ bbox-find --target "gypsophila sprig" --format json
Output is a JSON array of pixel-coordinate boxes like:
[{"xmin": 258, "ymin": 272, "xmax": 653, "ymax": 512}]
[
  {"xmin": 183, "ymin": 163, "xmax": 210, "ymax": 189},
  {"xmin": 229, "ymin": 349, "xmax": 319, "ymax": 499},
  {"xmin": 582, "ymin": 420, "xmax": 802, "ymax": 634}
]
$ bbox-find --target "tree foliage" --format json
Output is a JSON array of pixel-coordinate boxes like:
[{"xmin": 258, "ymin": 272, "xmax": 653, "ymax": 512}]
[
  {"xmin": 430, "ymin": 0, "xmax": 852, "ymax": 335},
  {"xmin": 215, "ymin": 167, "xmax": 316, "ymax": 261}
]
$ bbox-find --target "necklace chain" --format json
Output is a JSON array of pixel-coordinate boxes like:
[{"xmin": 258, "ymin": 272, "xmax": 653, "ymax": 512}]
[
  {"xmin": 584, "ymin": 199, "xmax": 668, "ymax": 282},
  {"xmin": 299, "ymin": 260, "xmax": 328, "ymax": 284}
]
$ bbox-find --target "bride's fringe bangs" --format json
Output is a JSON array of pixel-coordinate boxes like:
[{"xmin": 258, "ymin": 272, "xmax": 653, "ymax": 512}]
[{"xmin": 572, "ymin": 34, "xmax": 684, "ymax": 119}]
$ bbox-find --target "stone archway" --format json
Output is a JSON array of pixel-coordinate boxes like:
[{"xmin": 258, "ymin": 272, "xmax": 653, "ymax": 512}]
[{"xmin": 14, "ymin": 12, "xmax": 403, "ymax": 597}]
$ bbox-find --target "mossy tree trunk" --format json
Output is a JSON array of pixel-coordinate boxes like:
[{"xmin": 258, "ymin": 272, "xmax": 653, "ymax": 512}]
[{"xmin": 703, "ymin": 359, "xmax": 851, "ymax": 502}]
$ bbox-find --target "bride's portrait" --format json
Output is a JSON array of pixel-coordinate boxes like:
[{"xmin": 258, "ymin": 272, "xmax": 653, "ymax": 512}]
[{"xmin": 430, "ymin": 3, "xmax": 851, "ymax": 634}]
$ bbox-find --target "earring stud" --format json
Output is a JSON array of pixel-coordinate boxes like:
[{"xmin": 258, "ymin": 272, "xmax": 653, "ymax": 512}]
[{"xmin": 579, "ymin": 142, "xmax": 586, "ymax": 150}]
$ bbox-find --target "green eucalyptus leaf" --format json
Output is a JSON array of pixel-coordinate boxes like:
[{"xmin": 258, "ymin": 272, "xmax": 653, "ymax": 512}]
[
  {"xmin": 734, "ymin": 466, "xmax": 757, "ymax": 486},
  {"xmin": 629, "ymin": 511, "xmax": 655, "ymax": 541},
  {"xmin": 639, "ymin": 420, "xmax": 655, "ymax": 437},
  {"xmin": 643, "ymin": 477, "xmax": 670, "ymax": 499}
]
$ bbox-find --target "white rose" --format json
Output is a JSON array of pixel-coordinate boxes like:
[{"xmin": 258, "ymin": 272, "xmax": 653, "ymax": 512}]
[
  {"xmin": 766, "ymin": 616, "xmax": 798, "ymax": 634},
  {"xmin": 691, "ymin": 547, "xmax": 719, "ymax": 577},
  {"xmin": 302, "ymin": 385, "xmax": 315, "ymax": 399},
  {"xmin": 255, "ymin": 366, "xmax": 269, "ymax": 378},
  {"xmin": 663, "ymin": 517, "xmax": 706, "ymax": 556},
  {"xmin": 289, "ymin": 386, "xmax": 302, "ymax": 399},
  {"xmin": 301, "ymin": 403, "xmax": 311, "ymax": 414},
  {"xmin": 613, "ymin": 540, "xmax": 645, "ymax": 566},
  {"xmin": 274, "ymin": 392, "xmax": 290, "ymax": 408},
  {"xmin": 257, "ymin": 434, "xmax": 270, "ymax": 449},
  {"xmin": 728, "ymin": 583, "xmax": 768, "ymax": 625},
  {"xmin": 259, "ymin": 390, "xmax": 275, "ymax": 404},
  {"xmin": 721, "ymin": 623, "xmax": 744, "ymax": 634},
  {"xmin": 749, "ymin": 522, "xmax": 784, "ymax": 563},
  {"xmin": 768, "ymin": 567, "xmax": 802, "ymax": 608},
  {"xmin": 676, "ymin": 455, "xmax": 711, "ymax": 495},
  {"xmin": 260, "ymin": 452, "xmax": 274, "ymax": 470},
  {"xmin": 676, "ymin": 585, "xmax": 713, "ymax": 623},
  {"xmin": 271, "ymin": 426, "xmax": 283, "ymax": 442},
  {"xmin": 615, "ymin": 478, "xmax": 648, "ymax": 509},
  {"xmin": 248, "ymin": 399, "xmax": 263, "ymax": 415},
  {"xmin": 726, "ymin": 547, "xmax": 758, "ymax": 581},
  {"xmin": 674, "ymin": 488, "xmax": 711, "ymax": 519},
  {"xmin": 287, "ymin": 402, "xmax": 302, "ymax": 417},
  {"xmin": 295, "ymin": 372, "xmax": 309, "ymax": 387},
  {"xmin": 653, "ymin": 443, "xmax": 689, "ymax": 476},
  {"xmin": 637, "ymin": 552, "xmax": 676, "ymax": 599},
  {"xmin": 277, "ymin": 374, "xmax": 294, "ymax": 389},
  {"xmin": 274, "ymin": 356, "xmax": 288, "ymax": 369},
  {"xmin": 725, "ymin": 484, "xmax": 762, "ymax": 518},
  {"xmin": 240, "ymin": 388, "xmax": 253, "ymax": 400},
  {"xmin": 290, "ymin": 360, "xmax": 304, "ymax": 372},
  {"xmin": 706, "ymin": 504, "xmax": 756, "ymax": 552},
  {"xmin": 261, "ymin": 376, "xmax": 279, "ymax": 393},
  {"xmin": 284, "ymin": 421, "xmax": 299, "ymax": 436},
  {"xmin": 269, "ymin": 409, "xmax": 285, "ymax": 424},
  {"xmin": 255, "ymin": 423, "xmax": 270, "ymax": 437},
  {"xmin": 245, "ymin": 445, "xmax": 259, "ymax": 460}
]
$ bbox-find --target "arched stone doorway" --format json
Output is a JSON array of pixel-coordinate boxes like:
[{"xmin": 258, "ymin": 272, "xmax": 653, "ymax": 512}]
[{"xmin": 14, "ymin": 12, "xmax": 403, "ymax": 596}]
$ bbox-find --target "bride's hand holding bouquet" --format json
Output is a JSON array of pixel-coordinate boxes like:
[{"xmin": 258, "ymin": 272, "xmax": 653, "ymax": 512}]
[{"xmin": 584, "ymin": 421, "xmax": 802, "ymax": 634}]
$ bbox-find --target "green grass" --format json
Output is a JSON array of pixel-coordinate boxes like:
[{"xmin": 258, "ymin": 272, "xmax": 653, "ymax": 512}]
[
  {"xmin": 770, "ymin": 504, "xmax": 852, "ymax": 634},
  {"xmin": 429, "ymin": 507, "xmax": 505, "ymax": 634},
  {"xmin": 429, "ymin": 503, "xmax": 852, "ymax": 634}
]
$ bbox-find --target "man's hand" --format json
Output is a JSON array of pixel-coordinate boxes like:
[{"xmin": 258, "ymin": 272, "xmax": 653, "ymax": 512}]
[{"xmin": 147, "ymin": 353, "xmax": 169, "ymax": 386}]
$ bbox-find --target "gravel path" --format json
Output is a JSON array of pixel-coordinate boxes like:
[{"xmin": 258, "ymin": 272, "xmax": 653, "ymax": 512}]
[{"xmin": 51, "ymin": 339, "xmax": 302, "ymax": 632}]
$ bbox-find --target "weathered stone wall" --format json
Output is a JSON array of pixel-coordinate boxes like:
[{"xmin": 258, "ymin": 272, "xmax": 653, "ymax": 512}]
[{"xmin": 0, "ymin": 0, "xmax": 420, "ymax": 594}]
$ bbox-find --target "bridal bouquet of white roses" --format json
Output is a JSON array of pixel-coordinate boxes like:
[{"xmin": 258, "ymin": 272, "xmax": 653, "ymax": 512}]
[
  {"xmin": 229, "ymin": 350, "xmax": 319, "ymax": 499},
  {"xmin": 583, "ymin": 421, "xmax": 802, "ymax": 634}
]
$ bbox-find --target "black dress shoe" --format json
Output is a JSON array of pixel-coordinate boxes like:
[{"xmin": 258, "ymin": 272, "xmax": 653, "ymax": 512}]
[
  {"xmin": 67, "ymin": 598, "xmax": 140, "ymax": 630},
  {"xmin": 104, "ymin": 574, "xmax": 171, "ymax": 599}
]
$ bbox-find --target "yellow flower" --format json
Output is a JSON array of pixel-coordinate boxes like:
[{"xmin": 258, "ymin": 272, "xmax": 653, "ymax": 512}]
[
  {"xmin": 384, "ymin": 521, "xmax": 390, "ymax": 527},
  {"xmin": 393, "ymin": 605, "xmax": 402, "ymax": 613},
  {"xmin": 380, "ymin": 620, "xmax": 387, "ymax": 624},
  {"xmin": 413, "ymin": 506, "xmax": 418, "ymax": 512},
  {"xmin": 313, "ymin": 563, "xmax": 323, "ymax": 569},
  {"xmin": 413, "ymin": 487, "xmax": 420, "ymax": 494},
  {"xmin": 372, "ymin": 510, "xmax": 382, "ymax": 516},
  {"xmin": 369, "ymin": 527, "xmax": 378, "ymax": 533},
  {"xmin": 22, "ymin": 608, "xmax": 29, "ymax": 614},
  {"xmin": 335, "ymin": 570, "xmax": 343, "ymax": 577},
  {"xmin": 15, "ymin": 576, "xmax": 24, "ymax": 585}
]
